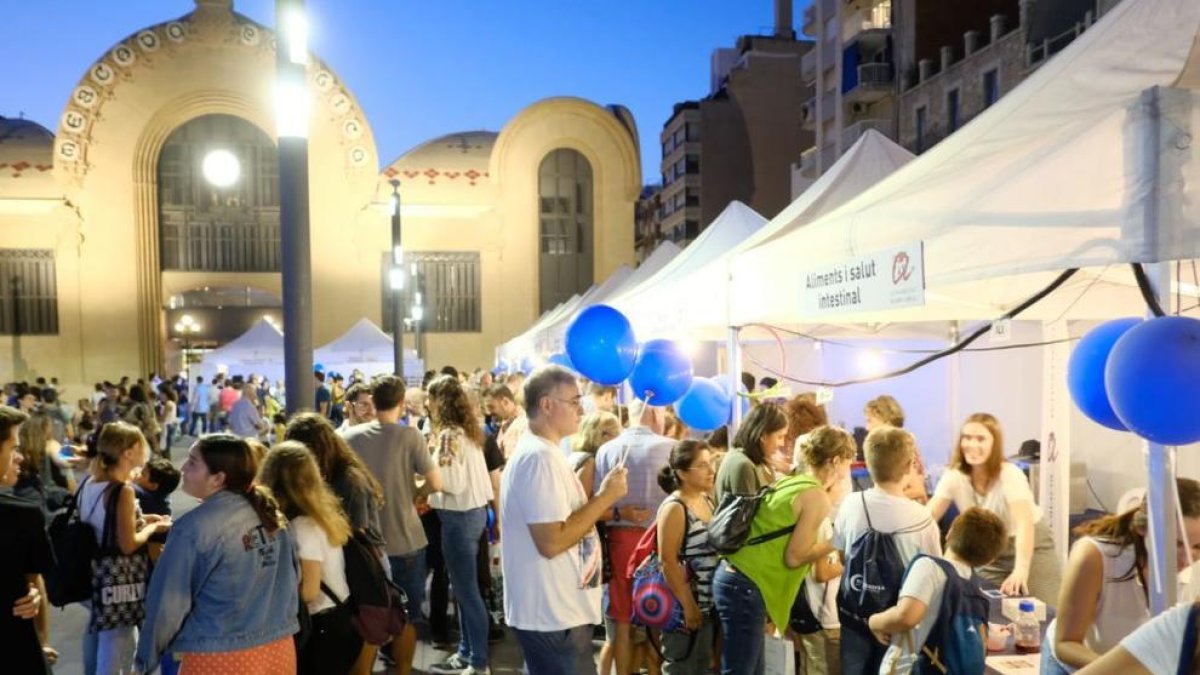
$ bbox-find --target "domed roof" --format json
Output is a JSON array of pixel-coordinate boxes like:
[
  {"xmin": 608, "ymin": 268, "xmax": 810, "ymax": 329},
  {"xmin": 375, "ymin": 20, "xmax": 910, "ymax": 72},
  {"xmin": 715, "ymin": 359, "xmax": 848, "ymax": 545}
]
[
  {"xmin": 0, "ymin": 116, "xmax": 54, "ymax": 144},
  {"xmin": 0, "ymin": 115, "xmax": 56, "ymax": 196},
  {"xmin": 383, "ymin": 131, "xmax": 497, "ymax": 187}
]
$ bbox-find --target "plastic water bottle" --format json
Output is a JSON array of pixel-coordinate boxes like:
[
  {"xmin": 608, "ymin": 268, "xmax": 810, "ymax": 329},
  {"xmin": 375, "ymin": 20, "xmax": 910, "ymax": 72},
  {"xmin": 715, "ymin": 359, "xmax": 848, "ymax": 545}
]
[{"xmin": 1013, "ymin": 600, "xmax": 1041, "ymax": 654}]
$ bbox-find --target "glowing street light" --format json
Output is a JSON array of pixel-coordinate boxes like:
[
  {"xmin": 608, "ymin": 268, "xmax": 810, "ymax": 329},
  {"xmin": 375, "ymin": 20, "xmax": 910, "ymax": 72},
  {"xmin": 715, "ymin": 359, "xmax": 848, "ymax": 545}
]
[{"xmin": 202, "ymin": 149, "xmax": 241, "ymax": 187}]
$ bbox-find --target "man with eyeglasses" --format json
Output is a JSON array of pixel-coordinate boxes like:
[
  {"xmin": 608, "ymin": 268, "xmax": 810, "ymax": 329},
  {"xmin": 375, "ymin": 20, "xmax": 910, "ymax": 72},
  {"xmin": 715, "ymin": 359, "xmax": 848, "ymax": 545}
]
[
  {"xmin": 336, "ymin": 382, "xmax": 375, "ymax": 436},
  {"xmin": 501, "ymin": 366, "xmax": 628, "ymax": 675}
]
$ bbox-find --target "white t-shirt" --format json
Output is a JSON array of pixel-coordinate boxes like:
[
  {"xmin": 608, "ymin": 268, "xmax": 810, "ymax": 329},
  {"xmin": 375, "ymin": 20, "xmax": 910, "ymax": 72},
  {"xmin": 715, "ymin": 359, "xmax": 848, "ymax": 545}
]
[
  {"xmin": 501, "ymin": 431, "xmax": 602, "ymax": 631},
  {"xmin": 1045, "ymin": 537, "xmax": 1150, "ymax": 663},
  {"xmin": 804, "ymin": 518, "xmax": 841, "ymax": 629},
  {"xmin": 1120, "ymin": 601, "xmax": 1194, "ymax": 674},
  {"xmin": 879, "ymin": 556, "xmax": 976, "ymax": 675},
  {"xmin": 832, "ymin": 488, "xmax": 942, "ymax": 564},
  {"xmin": 932, "ymin": 462, "xmax": 1042, "ymax": 534},
  {"xmin": 292, "ymin": 515, "xmax": 350, "ymax": 615}
]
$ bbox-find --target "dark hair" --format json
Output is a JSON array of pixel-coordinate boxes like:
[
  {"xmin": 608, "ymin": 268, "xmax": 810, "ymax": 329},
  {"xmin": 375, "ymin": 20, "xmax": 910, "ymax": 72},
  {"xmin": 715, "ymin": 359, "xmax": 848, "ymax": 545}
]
[
  {"xmin": 194, "ymin": 434, "xmax": 284, "ymax": 532},
  {"xmin": 344, "ymin": 382, "xmax": 373, "ymax": 404},
  {"xmin": 144, "ymin": 456, "xmax": 181, "ymax": 496},
  {"xmin": 40, "ymin": 388, "xmax": 58, "ymax": 404},
  {"xmin": 127, "ymin": 384, "xmax": 149, "ymax": 404},
  {"xmin": 523, "ymin": 366, "xmax": 577, "ymax": 419},
  {"xmin": 0, "ymin": 405, "xmax": 29, "ymax": 448},
  {"xmin": 588, "ymin": 383, "xmax": 618, "ymax": 398},
  {"xmin": 740, "ymin": 372, "xmax": 756, "ymax": 393},
  {"xmin": 707, "ymin": 425, "xmax": 729, "ymax": 449},
  {"xmin": 284, "ymin": 412, "xmax": 385, "ymax": 506},
  {"xmin": 657, "ymin": 440, "xmax": 708, "ymax": 494},
  {"xmin": 440, "ymin": 365, "xmax": 460, "ymax": 379},
  {"xmin": 732, "ymin": 402, "xmax": 788, "ymax": 465},
  {"xmin": 314, "ymin": 371, "xmax": 326, "ymax": 383},
  {"xmin": 1075, "ymin": 478, "xmax": 1200, "ymax": 582},
  {"xmin": 759, "ymin": 377, "xmax": 778, "ymax": 390},
  {"xmin": 946, "ymin": 507, "xmax": 1008, "ymax": 566},
  {"xmin": 427, "ymin": 375, "xmax": 485, "ymax": 446},
  {"xmin": 484, "ymin": 384, "xmax": 515, "ymax": 403},
  {"xmin": 371, "ymin": 375, "xmax": 405, "ymax": 411}
]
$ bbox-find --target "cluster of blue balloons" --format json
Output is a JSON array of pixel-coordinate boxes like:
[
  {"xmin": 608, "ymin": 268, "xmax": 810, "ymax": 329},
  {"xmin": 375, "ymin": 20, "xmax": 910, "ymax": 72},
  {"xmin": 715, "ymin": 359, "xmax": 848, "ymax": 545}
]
[
  {"xmin": 563, "ymin": 304, "xmax": 737, "ymax": 431},
  {"xmin": 1068, "ymin": 316, "xmax": 1200, "ymax": 445}
]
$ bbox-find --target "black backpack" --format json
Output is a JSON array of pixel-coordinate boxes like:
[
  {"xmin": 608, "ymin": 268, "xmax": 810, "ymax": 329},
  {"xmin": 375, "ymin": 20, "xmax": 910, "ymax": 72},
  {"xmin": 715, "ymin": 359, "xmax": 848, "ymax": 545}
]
[
  {"xmin": 904, "ymin": 555, "xmax": 989, "ymax": 675},
  {"xmin": 708, "ymin": 484, "xmax": 793, "ymax": 555},
  {"xmin": 838, "ymin": 493, "xmax": 930, "ymax": 631},
  {"xmin": 321, "ymin": 530, "xmax": 408, "ymax": 646},
  {"xmin": 789, "ymin": 577, "xmax": 826, "ymax": 635},
  {"xmin": 45, "ymin": 477, "xmax": 97, "ymax": 607}
]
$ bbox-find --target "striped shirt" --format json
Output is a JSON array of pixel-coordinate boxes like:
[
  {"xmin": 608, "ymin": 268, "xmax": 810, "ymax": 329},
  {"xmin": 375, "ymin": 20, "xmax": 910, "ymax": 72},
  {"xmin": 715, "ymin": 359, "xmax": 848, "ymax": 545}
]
[{"xmin": 666, "ymin": 494, "xmax": 718, "ymax": 612}]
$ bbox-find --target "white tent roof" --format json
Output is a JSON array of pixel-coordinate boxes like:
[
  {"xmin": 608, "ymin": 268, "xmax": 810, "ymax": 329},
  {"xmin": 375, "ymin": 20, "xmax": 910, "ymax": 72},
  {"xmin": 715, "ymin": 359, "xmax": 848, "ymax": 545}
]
[
  {"xmin": 314, "ymin": 318, "xmax": 420, "ymax": 377},
  {"xmin": 731, "ymin": 0, "xmax": 1200, "ymax": 327},
  {"xmin": 200, "ymin": 318, "xmax": 284, "ymax": 382},
  {"xmin": 611, "ymin": 201, "xmax": 767, "ymax": 336},
  {"xmin": 538, "ymin": 241, "xmax": 682, "ymax": 354},
  {"xmin": 615, "ymin": 131, "xmax": 914, "ymax": 340}
]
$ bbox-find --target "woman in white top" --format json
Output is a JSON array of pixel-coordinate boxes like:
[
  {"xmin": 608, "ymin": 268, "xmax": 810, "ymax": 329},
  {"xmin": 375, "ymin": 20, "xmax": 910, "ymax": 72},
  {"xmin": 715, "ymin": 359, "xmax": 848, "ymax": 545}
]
[
  {"xmin": 928, "ymin": 413, "xmax": 1062, "ymax": 604},
  {"xmin": 425, "ymin": 374, "xmax": 495, "ymax": 675},
  {"xmin": 1043, "ymin": 478, "xmax": 1200, "ymax": 674},
  {"xmin": 79, "ymin": 422, "xmax": 171, "ymax": 675},
  {"xmin": 258, "ymin": 441, "xmax": 360, "ymax": 675},
  {"xmin": 1077, "ymin": 601, "xmax": 1200, "ymax": 675}
]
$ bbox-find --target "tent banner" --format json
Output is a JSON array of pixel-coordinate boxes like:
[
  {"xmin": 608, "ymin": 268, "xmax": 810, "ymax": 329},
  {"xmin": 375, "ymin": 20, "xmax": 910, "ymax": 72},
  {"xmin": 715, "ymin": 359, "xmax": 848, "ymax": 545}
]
[{"xmin": 799, "ymin": 242, "xmax": 925, "ymax": 316}]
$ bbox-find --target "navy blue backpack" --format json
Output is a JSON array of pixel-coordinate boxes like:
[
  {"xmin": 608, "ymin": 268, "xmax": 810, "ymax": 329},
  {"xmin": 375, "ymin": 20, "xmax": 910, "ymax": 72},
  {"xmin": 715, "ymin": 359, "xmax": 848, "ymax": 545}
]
[
  {"xmin": 838, "ymin": 493, "xmax": 926, "ymax": 630},
  {"xmin": 904, "ymin": 554, "xmax": 989, "ymax": 675}
]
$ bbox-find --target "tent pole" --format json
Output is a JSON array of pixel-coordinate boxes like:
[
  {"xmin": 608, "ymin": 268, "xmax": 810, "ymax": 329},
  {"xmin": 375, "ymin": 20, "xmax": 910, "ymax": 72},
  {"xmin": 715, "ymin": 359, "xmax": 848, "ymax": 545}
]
[
  {"xmin": 727, "ymin": 325, "xmax": 743, "ymax": 451},
  {"xmin": 1145, "ymin": 263, "xmax": 1177, "ymax": 614}
]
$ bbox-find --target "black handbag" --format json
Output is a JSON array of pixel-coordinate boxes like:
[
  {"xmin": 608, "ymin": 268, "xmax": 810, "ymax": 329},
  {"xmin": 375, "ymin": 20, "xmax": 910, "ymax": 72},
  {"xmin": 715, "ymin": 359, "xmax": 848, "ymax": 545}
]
[
  {"xmin": 45, "ymin": 477, "xmax": 96, "ymax": 607},
  {"xmin": 88, "ymin": 484, "xmax": 148, "ymax": 632}
]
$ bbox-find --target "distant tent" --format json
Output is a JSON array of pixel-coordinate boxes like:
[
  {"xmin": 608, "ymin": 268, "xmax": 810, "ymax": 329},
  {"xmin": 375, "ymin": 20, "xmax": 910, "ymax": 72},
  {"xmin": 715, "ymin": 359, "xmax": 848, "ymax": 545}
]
[
  {"xmin": 314, "ymin": 318, "xmax": 422, "ymax": 379},
  {"xmin": 199, "ymin": 318, "xmax": 284, "ymax": 384}
]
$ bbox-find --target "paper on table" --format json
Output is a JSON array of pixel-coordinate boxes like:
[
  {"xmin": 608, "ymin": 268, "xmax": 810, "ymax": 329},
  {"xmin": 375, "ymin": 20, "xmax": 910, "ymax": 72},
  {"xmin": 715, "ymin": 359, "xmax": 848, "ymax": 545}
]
[{"xmin": 985, "ymin": 655, "xmax": 1039, "ymax": 675}]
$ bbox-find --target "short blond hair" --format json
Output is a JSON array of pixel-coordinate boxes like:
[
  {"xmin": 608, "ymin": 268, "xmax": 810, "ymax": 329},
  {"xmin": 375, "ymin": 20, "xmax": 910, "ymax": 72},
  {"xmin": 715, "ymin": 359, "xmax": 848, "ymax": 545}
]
[
  {"xmin": 799, "ymin": 426, "xmax": 856, "ymax": 471},
  {"xmin": 865, "ymin": 395, "xmax": 905, "ymax": 427},
  {"xmin": 865, "ymin": 425, "xmax": 914, "ymax": 483}
]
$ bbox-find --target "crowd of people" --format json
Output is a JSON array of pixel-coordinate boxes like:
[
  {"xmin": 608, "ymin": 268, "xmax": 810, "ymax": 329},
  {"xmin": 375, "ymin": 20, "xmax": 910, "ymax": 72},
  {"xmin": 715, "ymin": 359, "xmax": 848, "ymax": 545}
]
[{"xmin": 2, "ymin": 365, "xmax": 1200, "ymax": 675}]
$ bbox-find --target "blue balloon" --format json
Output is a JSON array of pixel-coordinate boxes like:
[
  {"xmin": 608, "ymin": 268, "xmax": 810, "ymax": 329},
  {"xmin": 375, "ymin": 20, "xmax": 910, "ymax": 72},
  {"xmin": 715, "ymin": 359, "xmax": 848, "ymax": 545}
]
[
  {"xmin": 675, "ymin": 378, "xmax": 731, "ymax": 431},
  {"xmin": 1106, "ymin": 316, "xmax": 1200, "ymax": 445},
  {"xmin": 313, "ymin": 363, "xmax": 325, "ymax": 373},
  {"xmin": 712, "ymin": 373, "xmax": 751, "ymax": 417},
  {"xmin": 548, "ymin": 352, "xmax": 575, "ymax": 370},
  {"xmin": 629, "ymin": 340, "xmax": 694, "ymax": 405},
  {"xmin": 1068, "ymin": 318, "xmax": 1140, "ymax": 431},
  {"xmin": 520, "ymin": 356, "xmax": 536, "ymax": 374},
  {"xmin": 565, "ymin": 305, "xmax": 638, "ymax": 385}
]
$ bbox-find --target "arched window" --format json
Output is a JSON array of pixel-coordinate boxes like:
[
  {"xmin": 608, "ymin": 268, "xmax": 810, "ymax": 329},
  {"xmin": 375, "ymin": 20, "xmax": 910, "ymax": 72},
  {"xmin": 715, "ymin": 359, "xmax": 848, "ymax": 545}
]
[
  {"xmin": 538, "ymin": 148, "xmax": 594, "ymax": 314},
  {"xmin": 158, "ymin": 114, "xmax": 280, "ymax": 272}
]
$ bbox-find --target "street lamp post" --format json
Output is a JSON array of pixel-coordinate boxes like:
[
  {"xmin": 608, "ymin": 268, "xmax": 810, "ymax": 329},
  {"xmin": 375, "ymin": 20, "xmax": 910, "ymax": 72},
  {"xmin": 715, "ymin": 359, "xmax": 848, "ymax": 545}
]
[
  {"xmin": 276, "ymin": 0, "xmax": 313, "ymax": 414},
  {"xmin": 389, "ymin": 179, "xmax": 406, "ymax": 382},
  {"xmin": 410, "ymin": 261, "xmax": 424, "ymax": 362},
  {"xmin": 174, "ymin": 314, "xmax": 201, "ymax": 379}
]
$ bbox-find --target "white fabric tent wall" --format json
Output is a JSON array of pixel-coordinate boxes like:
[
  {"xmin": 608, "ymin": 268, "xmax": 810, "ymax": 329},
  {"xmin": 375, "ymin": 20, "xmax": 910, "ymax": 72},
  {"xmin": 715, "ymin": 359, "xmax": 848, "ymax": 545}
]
[
  {"xmin": 200, "ymin": 318, "xmax": 285, "ymax": 384},
  {"xmin": 537, "ymin": 241, "xmax": 682, "ymax": 355}
]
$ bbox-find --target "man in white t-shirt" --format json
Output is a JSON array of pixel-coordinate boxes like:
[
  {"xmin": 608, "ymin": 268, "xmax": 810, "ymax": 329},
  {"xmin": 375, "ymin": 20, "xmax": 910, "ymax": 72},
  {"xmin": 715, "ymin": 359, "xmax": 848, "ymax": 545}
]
[
  {"xmin": 869, "ymin": 507, "xmax": 1008, "ymax": 675},
  {"xmin": 833, "ymin": 427, "xmax": 942, "ymax": 673},
  {"xmin": 501, "ymin": 366, "xmax": 628, "ymax": 675}
]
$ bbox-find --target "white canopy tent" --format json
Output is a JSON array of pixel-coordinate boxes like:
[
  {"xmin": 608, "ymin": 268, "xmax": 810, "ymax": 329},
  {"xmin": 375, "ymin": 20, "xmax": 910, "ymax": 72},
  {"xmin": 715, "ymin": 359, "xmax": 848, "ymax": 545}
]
[
  {"xmin": 314, "ymin": 318, "xmax": 422, "ymax": 379},
  {"xmin": 199, "ymin": 318, "xmax": 285, "ymax": 384},
  {"xmin": 720, "ymin": 0, "xmax": 1200, "ymax": 613},
  {"xmin": 616, "ymin": 129, "xmax": 916, "ymax": 341}
]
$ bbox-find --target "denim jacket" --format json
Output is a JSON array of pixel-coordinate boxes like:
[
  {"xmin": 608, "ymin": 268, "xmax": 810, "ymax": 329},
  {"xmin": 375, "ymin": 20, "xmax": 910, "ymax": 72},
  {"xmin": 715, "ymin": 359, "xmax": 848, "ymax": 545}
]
[{"xmin": 134, "ymin": 490, "xmax": 299, "ymax": 673}]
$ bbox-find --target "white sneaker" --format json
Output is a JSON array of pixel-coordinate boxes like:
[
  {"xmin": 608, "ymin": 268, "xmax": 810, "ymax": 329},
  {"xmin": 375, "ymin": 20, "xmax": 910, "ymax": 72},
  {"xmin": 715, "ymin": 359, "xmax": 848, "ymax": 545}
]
[
  {"xmin": 428, "ymin": 654, "xmax": 469, "ymax": 674},
  {"xmin": 462, "ymin": 667, "xmax": 490, "ymax": 675}
]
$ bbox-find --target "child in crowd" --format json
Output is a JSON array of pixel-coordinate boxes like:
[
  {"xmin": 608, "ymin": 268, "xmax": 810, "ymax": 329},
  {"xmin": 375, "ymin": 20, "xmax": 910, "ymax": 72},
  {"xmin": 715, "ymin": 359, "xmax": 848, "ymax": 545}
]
[
  {"xmin": 869, "ymin": 507, "xmax": 1008, "ymax": 674},
  {"xmin": 133, "ymin": 456, "xmax": 181, "ymax": 518},
  {"xmin": 833, "ymin": 425, "xmax": 942, "ymax": 673}
]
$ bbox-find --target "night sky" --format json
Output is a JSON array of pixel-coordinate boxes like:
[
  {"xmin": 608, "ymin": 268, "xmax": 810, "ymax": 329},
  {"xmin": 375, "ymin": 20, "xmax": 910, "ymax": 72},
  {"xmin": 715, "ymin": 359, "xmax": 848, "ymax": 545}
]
[{"xmin": 5, "ymin": 0, "xmax": 810, "ymax": 182}]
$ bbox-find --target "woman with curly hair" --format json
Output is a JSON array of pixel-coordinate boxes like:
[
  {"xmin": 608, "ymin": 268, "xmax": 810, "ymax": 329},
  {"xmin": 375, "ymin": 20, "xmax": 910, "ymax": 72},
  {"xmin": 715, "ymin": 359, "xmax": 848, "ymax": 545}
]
[{"xmin": 424, "ymin": 375, "xmax": 494, "ymax": 675}]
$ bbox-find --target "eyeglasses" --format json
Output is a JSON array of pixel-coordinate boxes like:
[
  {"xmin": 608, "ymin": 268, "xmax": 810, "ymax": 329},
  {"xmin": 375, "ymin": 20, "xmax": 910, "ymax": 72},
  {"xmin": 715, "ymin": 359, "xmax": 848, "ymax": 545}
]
[{"xmin": 552, "ymin": 396, "xmax": 584, "ymax": 410}]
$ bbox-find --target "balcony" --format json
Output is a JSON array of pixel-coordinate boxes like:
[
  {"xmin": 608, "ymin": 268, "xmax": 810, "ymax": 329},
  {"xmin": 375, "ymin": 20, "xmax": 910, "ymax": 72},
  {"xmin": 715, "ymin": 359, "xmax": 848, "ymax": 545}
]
[
  {"xmin": 844, "ymin": 62, "xmax": 894, "ymax": 104},
  {"xmin": 843, "ymin": 2, "xmax": 892, "ymax": 49},
  {"xmin": 800, "ymin": 98, "xmax": 816, "ymax": 131},
  {"xmin": 840, "ymin": 118, "xmax": 894, "ymax": 150},
  {"xmin": 798, "ymin": 143, "xmax": 839, "ymax": 179}
]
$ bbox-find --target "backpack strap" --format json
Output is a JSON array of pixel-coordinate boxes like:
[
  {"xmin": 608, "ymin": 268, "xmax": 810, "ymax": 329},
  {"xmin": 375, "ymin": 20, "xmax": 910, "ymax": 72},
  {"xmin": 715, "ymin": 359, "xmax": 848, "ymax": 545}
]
[
  {"xmin": 100, "ymin": 482, "xmax": 125, "ymax": 552},
  {"xmin": 320, "ymin": 581, "xmax": 349, "ymax": 608},
  {"xmin": 1178, "ymin": 603, "xmax": 1200, "ymax": 675}
]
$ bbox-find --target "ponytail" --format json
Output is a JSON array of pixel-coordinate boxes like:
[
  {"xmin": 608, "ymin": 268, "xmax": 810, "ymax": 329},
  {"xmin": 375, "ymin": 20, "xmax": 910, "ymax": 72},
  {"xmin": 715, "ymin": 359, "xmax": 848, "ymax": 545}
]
[
  {"xmin": 1076, "ymin": 478, "xmax": 1200, "ymax": 582},
  {"xmin": 657, "ymin": 465, "xmax": 679, "ymax": 494},
  {"xmin": 195, "ymin": 434, "xmax": 285, "ymax": 532}
]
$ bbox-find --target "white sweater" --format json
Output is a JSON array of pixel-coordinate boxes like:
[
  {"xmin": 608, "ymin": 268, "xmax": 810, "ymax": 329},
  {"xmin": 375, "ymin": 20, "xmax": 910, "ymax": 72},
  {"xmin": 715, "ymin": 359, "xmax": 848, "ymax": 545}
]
[{"xmin": 428, "ymin": 427, "xmax": 494, "ymax": 512}]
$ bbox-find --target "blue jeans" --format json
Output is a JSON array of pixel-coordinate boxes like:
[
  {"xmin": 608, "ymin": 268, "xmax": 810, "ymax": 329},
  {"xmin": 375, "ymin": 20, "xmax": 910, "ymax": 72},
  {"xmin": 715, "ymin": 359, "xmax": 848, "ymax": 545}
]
[
  {"xmin": 840, "ymin": 622, "xmax": 886, "ymax": 675},
  {"xmin": 713, "ymin": 562, "xmax": 766, "ymax": 675},
  {"xmin": 389, "ymin": 549, "xmax": 428, "ymax": 634},
  {"xmin": 82, "ymin": 625, "xmax": 137, "ymax": 675},
  {"xmin": 439, "ymin": 507, "xmax": 489, "ymax": 669},
  {"xmin": 1040, "ymin": 644, "xmax": 1073, "ymax": 675},
  {"xmin": 513, "ymin": 625, "xmax": 597, "ymax": 675}
]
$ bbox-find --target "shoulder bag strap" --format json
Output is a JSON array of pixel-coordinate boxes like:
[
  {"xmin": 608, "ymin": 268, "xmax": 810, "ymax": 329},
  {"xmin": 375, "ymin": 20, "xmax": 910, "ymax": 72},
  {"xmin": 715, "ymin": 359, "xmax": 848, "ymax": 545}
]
[
  {"xmin": 1178, "ymin": 603, "xmax": 1200, "ymax": 675},
  {"xmin": 320, "ymin": 581, "xmax": 348, "ymax": 607}
]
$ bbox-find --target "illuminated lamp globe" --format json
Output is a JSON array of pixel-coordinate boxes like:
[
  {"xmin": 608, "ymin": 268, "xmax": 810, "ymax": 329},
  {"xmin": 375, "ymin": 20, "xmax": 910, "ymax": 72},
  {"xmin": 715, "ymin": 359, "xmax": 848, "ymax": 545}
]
[{"xmin": 202, "ymin": 149, "xmax": 241, "ymax": 187}]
